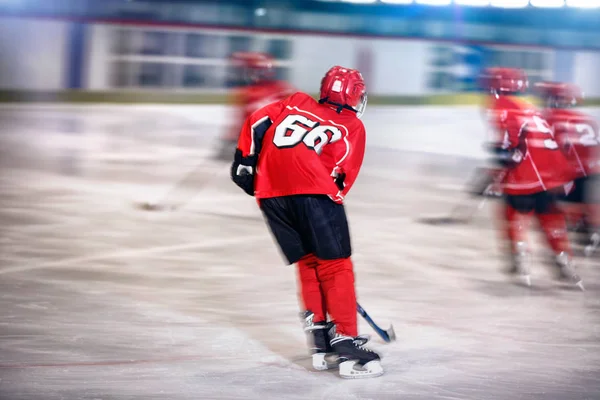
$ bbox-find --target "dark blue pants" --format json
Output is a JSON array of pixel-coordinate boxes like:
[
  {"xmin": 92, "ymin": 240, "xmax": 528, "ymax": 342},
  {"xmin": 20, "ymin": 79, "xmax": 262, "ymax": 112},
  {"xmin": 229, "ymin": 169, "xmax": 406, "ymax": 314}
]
[
  {"xmin": 259, "ymin": 195, "xmax": 352, "ymax": 265},
  {"xmin": 563, "ymin": 175, "xmax": 599, "ymax": 204},
  {"xmin": 506, "ymin": 190, "xmax": 560, "ymax": 215}
]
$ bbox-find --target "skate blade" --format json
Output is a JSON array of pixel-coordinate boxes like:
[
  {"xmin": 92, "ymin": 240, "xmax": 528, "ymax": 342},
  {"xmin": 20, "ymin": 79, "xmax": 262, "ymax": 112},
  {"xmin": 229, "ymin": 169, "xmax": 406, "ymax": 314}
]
[
  {"xmin": 339, "ymin": 360, "xmax": 384, "ymax": 379},
  {"xmin": 312, "ymin": 353, "xmax": 338, "ymax": 371},
  {"xmin": 575, "ymin": 280, "xmax": 585, "ymax": 292},
  {"xmin": 133, "ymin": 201, "xmax": 175, "ymax": 212}
]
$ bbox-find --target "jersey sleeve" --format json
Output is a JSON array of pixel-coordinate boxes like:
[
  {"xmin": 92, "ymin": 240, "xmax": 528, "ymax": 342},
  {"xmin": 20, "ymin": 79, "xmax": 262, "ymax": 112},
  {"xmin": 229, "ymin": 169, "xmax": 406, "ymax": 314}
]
[
  {"xmin": 236, "ymin": 99, "xmax": 285, "ymax": 158},
  {"xmin": 487, "ymin": 111, "xmax": 528, "ymax": 167},
  {"xmin": 331, "ymin": 122, "xmax": 366, "ymax": 202},
  {"xmin": 498, "ymin": 111, "xmax": 523, "ymax": 150},
  {"xmin": 552, "ymin": 118, "xmax": 576, "ymax": 155},
  {"xmin": 231, "ymin": 94, "xmax": 294, "ymax": 196}
]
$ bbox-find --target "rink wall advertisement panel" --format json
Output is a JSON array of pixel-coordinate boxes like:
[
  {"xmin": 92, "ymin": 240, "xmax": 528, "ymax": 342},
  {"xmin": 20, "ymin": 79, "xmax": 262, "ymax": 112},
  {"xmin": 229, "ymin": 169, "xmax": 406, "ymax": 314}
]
[
  {"xmin": 2, "ymin": 17, "xmax": 600, "ymax": 100},
  {"xmin": 84, "ymin": 24, "xmax": 432, "ymax": 95}
]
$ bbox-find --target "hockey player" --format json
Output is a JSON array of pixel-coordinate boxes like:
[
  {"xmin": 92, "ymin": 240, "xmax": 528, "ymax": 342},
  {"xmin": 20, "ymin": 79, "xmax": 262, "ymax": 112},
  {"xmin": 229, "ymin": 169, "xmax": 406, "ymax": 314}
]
[
  {"xmin": 482, "ymin": 68, "xmax": 583, "ymax": 289},
  {"xmin": 230, "ymin": 66, "xmax": 383, "ymax": 378},
  {"xmin": 536, "ymin": 82, "xmax": 600, "ymax": 251},
  {"xmin": 216, "ymin": 52, "xmax": 295, "ymax": 160}
]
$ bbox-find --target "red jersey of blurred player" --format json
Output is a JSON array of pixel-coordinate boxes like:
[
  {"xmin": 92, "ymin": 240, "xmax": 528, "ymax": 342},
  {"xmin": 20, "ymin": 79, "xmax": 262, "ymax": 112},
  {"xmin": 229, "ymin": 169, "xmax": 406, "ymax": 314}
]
[
  {"xmin": 223, "ymin": 52, "xmax": 295, "ymax": 145},
  {"xmin": 536, "ymin": 82, "xmax": 600, "ymax": 237},
  {"xmin": 482, "ymin": 68, "xmax": 582, "ymax": 289},
  {"xmin": 234, "ymin": 71, "xmax": 366, "ymax": 204},
  {"xmin": 536, "ymin": 82, "xmax": 600, "ymax": 178},
  {"xmin": 483, "ymin": 69, "xmax": 576, "ymax": 196}
]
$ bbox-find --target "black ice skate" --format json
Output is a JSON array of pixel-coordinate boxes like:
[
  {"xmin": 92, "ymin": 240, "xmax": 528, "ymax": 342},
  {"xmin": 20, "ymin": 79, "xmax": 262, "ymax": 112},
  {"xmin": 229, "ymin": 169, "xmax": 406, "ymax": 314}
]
[
  {"xmin": 300, "ymin": 311, "xmax": 338, "ymax": 371},
  {"xmin": 328, "ymin": 324, "xmax": 383, "ymax": 379},
  {"xmin": 554, "ymin": 252, "xmax": 585, "ymax": 291}
]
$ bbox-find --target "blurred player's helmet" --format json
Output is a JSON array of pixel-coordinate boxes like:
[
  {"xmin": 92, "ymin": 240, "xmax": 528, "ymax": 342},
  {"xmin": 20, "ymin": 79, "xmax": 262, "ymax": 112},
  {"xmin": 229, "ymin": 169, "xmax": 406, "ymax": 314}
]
[
  {"xmin": 535, "ymin": 82, "xmax": 584, "ymax": 109},
  {"xmin": 230, "ymin": 52, "xmax": 275, "ymax": 84},
  {"xmin": 319, "ymin": 66, "xmax": 367, "ymax": 118},
  {"xmin": 480, "ymin": 68, "xmax": 529, "ymax": 95}
]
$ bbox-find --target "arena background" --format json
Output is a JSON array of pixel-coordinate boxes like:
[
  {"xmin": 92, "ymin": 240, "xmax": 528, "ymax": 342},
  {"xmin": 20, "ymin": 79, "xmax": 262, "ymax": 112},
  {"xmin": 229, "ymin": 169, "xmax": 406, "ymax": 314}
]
[
  {"xmin": 2, "ymin": 2, "xmax": 600, "ymax": 399},
  {"xmin": 1, "ymin": 0, "xmax": 599, "ymax": 104}
]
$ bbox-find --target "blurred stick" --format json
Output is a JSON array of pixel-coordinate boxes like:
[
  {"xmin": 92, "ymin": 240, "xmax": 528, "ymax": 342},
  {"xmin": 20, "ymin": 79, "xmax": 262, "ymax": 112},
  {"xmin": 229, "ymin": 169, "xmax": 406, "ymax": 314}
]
[
  {"xmin": 135, "ymin": 161, "xmax": 221, "ymax": 212},
  {"xmin": 418, "ymin": 168, "xmax": 505, "ymax": 225}
]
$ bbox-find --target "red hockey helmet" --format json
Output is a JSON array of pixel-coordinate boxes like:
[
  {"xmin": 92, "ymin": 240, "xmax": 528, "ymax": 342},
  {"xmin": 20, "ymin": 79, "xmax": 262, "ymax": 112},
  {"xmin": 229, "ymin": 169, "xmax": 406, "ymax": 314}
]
[
  {"xmin": 319, "ymin": 66, "xmax": 367, "ymax": 118},
  {"xmin": 480, "ymin": 68, "xmax": 529, "ymax": 95},
  {"xmin": 534, "ymin": 81, "xmax": 584, "ymax": 108},
  {"xmin": 230, "ymin": 52, "xmax": 275, "ymax": 83}
]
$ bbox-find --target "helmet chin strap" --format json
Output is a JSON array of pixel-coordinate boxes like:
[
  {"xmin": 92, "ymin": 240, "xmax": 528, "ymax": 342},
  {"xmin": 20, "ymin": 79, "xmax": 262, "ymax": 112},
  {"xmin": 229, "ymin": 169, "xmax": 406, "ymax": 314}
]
[{"xmin": 318, "ymin": 97, "xmax": 358, "ymax": 114}]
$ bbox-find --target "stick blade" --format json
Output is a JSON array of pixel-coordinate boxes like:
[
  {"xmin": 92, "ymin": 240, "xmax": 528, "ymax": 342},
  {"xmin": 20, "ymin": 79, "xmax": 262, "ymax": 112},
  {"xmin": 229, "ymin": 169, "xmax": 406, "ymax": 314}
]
[
  {"xmin": 133, "ymin": 201, "xmax": 174, "ymax": 212},
  {"xmin": 417, "ymin": 216, "xmax": 468, "ymax": 226},
  {"xmin": 385, "ymin": 325, "xmax": 396, "ymax": 342}
]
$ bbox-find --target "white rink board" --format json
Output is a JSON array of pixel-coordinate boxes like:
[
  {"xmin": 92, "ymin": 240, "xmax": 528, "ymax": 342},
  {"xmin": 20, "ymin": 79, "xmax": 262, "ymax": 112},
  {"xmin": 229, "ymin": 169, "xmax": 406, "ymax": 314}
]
[{"xmin": 2, "ymin": 103, "xmax": 598, "ymax": 160}]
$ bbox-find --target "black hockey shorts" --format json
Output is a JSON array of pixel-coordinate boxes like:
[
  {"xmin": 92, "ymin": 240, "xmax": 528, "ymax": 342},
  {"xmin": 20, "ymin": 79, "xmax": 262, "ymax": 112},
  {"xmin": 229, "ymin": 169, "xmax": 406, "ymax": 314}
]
[
  {"xmin": 259, "ymin": 195, "xmax": 352, "ymax": 265},
  {"xmin": 505, "ymin": 190, "xmax": 560, "ymax": 215},
  {"xmin": 562, "ymin": 175, "xmax": 600, "ymax": 204}
]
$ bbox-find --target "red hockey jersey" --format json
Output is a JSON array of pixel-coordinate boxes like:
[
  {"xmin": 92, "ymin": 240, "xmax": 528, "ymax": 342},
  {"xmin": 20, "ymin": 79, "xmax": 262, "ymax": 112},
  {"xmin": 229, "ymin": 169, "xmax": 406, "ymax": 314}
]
[
  {"xmin": 486, "ymin": 96, "xmax": 576, "ymax": 195},
  {"xmin": 225, "ymin": 80, "xmax": 295, "ymax": 142},
  {"xmin": 236, "ymin": 92, "xmax": 366, "ymax": 203},
  {"xmin": 542, "ymin": 108, "xmax": 600, "ymax": 178}
]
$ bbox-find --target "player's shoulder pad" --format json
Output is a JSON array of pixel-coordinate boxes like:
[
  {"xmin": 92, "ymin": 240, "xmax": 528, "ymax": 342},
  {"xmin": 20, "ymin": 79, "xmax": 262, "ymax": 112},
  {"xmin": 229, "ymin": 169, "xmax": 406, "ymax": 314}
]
[
  {"xmin": 346, "ymin": 118, "xmax": 365, "ymax": 137},
  {"xmin": 285, "ymin": 91, "xmax": 311, "ymax": 103},
  {"xmin": 276, "ymin": 91, "xmax": 316, "ymax": 111},
  {"xmin": 568, "ymin": 110, "xmax": 594, "ymax": 122}
]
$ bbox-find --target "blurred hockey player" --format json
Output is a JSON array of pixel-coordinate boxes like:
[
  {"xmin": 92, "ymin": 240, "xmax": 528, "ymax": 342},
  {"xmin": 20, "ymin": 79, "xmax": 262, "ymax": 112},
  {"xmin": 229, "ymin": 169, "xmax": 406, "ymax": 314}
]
[
  {"xmin": 482, "ymin": 68, "xmax": 583, "ymax": 289},
  {"xmin": 536, "ymin": 82, "xmax": 600, "ymax": 253},
  {"xmin": 230, "ymin": 66, "xmax": 383, "ymax": 378},
  {"xmin": 216, "ymin": 52, "xmax": 295, "ymax": 160}
]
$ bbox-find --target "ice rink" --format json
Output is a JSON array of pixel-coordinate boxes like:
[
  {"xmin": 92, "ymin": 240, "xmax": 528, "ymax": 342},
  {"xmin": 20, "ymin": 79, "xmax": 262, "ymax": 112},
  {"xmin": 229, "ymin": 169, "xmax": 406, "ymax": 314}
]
[{"xmin": 1, "ymin": 104, "xmax": 599, "ymax": 400}]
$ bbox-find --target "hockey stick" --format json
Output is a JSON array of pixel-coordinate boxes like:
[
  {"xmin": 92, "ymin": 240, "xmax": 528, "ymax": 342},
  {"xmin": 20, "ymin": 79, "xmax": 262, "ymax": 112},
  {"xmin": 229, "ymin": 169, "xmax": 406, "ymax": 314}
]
[
  {"xmin": 135, "ymin": 160, "xmax": 220, "ymax": 212},
  {"xmin": 447, "ymin": 169, "xmax": 506, "ymax": 223},
  {"xmin": 357, "ymin": 303, "xmax": 396, "ymax": 343},
  {"xmin": 419, "ymin": 168, "xmax": 505, "ymax": 226}
]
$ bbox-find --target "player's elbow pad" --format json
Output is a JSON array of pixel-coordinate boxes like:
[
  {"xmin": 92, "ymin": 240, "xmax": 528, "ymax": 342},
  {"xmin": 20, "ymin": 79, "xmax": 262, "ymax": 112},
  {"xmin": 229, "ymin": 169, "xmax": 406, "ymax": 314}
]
[{"xmin": 231, "ymin": 149, "xmax": 257, "ymax": 196}]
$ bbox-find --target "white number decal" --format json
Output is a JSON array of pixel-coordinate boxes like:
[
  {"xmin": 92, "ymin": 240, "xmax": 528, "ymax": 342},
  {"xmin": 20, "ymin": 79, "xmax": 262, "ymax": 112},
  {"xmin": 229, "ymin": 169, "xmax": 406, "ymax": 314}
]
[
  {"xmin": 531, "ymin": 115, "xmax": 553, "ymax": 134},
  {"xmin": 576, "ymin": 123, "xmax": 599, "ymax": 147},
  {"xmin": 544, "ymin": 139, "xmax": 559, "ymax": 150},
  {"xmin": 274, "ymin": 115, "xmax": 318, "ymax": 148},
  {"xmin": 273, "ymin": 114, "xmax": 343, "ymax": 154},
  {"xmin": 304, "ymin": 125, "xmax": 343, "ymax": 154}
]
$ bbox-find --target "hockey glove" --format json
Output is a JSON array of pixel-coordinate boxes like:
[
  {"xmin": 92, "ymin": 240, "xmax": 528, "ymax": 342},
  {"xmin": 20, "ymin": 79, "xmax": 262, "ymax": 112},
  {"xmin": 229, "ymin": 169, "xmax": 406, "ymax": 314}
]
[
  {"xmin": 490, "ymin": 145, "xmax": 526, "ymax": 168},
  {"xmin": 231, "ymin": 148, "xmax": 257, "ymax": 196}
]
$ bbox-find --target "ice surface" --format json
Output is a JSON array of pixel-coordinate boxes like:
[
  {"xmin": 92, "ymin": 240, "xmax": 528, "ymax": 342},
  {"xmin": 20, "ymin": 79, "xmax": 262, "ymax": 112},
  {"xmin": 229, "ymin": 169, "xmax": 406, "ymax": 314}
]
[{"xmin": 0, "ymin": 105, "xmax": 599, "ymax": 400}]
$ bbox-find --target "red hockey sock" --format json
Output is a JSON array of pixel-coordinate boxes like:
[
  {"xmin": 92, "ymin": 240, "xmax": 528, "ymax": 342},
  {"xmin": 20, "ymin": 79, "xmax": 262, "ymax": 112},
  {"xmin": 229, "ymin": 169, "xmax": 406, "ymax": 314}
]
[
  {"xmin": 586, "ymin": 204, "xmax": 600, "ymax": 229},
  {"xmin": 537, "ymin": 212, "xmax": 571, "ymax": 255},
  {"xmin": 562, "ymin": 203, "xmax": 585, "ymax": 229},
  {"xmin": 296, "ymin": 254, "xmax": 327, "ymax": 322},
  {"xmin": 505, "ymin": 204, "xmax": 532, "ymax": 253},
  {"xmin": 316, "ymin": 257, "xmax": 357, "ymax": 337}
]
